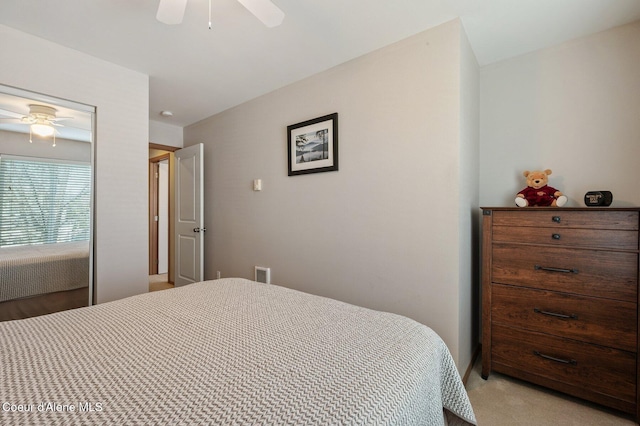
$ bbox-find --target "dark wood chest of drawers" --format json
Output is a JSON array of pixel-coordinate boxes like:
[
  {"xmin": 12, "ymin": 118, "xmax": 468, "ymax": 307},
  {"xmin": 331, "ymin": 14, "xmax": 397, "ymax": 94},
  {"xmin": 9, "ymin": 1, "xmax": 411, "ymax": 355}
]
[{"xmin": 481, "ymin": 207, "xmax": 640, "ymax": 418}]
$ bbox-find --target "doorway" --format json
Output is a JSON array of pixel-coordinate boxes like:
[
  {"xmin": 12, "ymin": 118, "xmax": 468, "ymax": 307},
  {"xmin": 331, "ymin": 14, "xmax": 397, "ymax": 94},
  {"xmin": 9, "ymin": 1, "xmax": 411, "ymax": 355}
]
[
  {"xmin": 149, "ymin": 143, "xmax": 178, "ymax": 288},
  {"xmin": 150, "ymin": 155, "xmax": 169, "ymax": 275}
]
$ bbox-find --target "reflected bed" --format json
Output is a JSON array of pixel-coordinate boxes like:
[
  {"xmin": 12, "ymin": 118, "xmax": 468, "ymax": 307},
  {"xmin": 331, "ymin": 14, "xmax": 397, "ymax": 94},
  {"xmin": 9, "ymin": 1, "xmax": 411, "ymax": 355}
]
[{"xmin": 0, "ymin": 241, "xmax": 89, "ymax": 321}]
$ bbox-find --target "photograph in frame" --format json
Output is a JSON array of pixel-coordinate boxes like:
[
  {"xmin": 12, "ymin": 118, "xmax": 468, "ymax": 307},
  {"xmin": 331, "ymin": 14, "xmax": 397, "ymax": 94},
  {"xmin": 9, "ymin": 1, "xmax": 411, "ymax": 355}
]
[{"xmin": 287, "ymin": 113, "xmax": 338, "ymax": 176}]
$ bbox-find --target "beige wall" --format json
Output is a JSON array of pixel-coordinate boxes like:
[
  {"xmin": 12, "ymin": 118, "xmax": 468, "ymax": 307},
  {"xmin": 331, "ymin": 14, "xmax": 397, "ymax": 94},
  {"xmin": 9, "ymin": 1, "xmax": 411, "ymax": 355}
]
[
  {"xmin": 0, "ymin": 24, "xmax": 149, "ymax": 303},
  {"xmin": 479, "ymin": 21, "xmax": 640, "ymax": 207},
  {"xmin": 185, "ymin": 19, "xmax": 479, "ymax": 370}
]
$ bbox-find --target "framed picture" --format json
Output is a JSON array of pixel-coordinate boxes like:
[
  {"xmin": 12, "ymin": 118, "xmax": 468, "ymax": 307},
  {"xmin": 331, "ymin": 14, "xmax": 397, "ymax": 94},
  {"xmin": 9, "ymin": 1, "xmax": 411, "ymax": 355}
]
[{"xmin": 287, "ymin": 113, "xmax": 338, "ymax": 176}]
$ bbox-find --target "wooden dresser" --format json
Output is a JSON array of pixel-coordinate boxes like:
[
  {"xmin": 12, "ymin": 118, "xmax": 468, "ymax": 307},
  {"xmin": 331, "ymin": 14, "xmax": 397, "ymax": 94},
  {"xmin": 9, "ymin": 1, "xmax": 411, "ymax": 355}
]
[{"xmin": 481, "ymin": 207, "xmax": 640, "ymax": 418}]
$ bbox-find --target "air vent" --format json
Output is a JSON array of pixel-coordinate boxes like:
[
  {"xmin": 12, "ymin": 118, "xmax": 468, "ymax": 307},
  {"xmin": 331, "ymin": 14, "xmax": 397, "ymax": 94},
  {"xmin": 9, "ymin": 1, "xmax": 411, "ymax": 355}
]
[{"xmin": 255, "ymin": 266, "xmax": 271, "ymax": 284}]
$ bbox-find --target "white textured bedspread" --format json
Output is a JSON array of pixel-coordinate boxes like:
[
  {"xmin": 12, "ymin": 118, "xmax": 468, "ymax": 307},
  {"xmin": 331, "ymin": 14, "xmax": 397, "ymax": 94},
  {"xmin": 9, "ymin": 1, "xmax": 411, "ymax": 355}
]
[
  {"xmin": 0, "ymin": 278, "xmax": 476, "ymax": 425},
  {"xmin": 0, "ymin": 241, "xmax": 89, "ymax": 302}
]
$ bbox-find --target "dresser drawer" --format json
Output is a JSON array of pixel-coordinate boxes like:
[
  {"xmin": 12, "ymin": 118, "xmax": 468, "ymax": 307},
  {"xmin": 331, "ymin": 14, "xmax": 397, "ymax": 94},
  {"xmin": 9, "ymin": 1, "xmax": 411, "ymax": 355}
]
[
  {"xmin": 492, "ymin": 324, "xmax": 636, "ymax": 405},
  {"xmin": 492, "ymin": 210, "xmax": 639, "ymax": 230},
  {"xmin": 491, "ymin": 284, "xmax": 637, "ymax": 351},
  {"xmin": 492, "ymin": 243, "xmax": 638, "ymax": 302},
  {"xmin": 492, "ymin": 226, "xmax": 638, "ymax": 250}
]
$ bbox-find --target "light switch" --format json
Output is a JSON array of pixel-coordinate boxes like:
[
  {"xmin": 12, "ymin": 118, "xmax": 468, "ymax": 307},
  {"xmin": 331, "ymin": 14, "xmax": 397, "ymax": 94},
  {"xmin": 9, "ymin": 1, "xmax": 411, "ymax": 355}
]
[{"xmin": 253, "ymin": 179, "xmax": 262, "ymax": 191}]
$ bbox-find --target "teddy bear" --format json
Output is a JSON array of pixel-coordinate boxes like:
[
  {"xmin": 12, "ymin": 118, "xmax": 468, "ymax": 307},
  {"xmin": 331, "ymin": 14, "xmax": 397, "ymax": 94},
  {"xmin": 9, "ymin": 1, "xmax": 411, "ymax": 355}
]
[{"xmin": 515, "ymin": 169, "xmax": 567, "ymax": 207}]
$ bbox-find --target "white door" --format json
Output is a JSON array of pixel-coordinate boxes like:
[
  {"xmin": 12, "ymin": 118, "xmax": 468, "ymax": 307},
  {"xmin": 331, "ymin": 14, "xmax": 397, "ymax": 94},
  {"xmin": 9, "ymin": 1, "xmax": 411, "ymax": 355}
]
[{"xmin": 174, "ymin": 143, "xmax": 204, "ymax": 287}]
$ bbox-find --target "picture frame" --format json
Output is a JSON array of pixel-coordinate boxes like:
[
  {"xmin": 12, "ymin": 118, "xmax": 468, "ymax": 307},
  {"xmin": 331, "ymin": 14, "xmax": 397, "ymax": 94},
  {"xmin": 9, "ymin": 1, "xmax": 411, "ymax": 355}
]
[{"xmin": 287, "ymin": 113, "xmax": 338, "ymax": 176}]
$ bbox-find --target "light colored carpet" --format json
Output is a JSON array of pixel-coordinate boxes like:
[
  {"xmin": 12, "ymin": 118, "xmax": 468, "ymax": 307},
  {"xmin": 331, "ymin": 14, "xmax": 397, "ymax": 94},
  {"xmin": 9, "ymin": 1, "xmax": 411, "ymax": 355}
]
[
  {"xmin": 466, "ymin": 355, "xmax": 636, "ymax": 425},
  {"xmin": 149, "ymin": 273, "xmax": 173, "ymax": 292}
]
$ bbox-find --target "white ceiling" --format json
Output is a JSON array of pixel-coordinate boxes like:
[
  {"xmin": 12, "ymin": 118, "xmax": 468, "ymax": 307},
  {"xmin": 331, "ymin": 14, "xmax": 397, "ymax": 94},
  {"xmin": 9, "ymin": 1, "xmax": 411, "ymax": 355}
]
[{"xmin": 1, "ymin": 0, "xmax": 639, "ymax": 128}]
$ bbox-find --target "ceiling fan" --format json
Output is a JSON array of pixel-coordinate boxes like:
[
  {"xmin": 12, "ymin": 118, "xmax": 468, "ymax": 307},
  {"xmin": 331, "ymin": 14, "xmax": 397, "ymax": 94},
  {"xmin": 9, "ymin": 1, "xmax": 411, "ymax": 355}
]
[
  {"xmin": 0, "ymin": 104, "xmax": 71, "ymax": 146},
  {"xmin": 156, "ymin": 0, "xmax": 285, "ymax": 28}
]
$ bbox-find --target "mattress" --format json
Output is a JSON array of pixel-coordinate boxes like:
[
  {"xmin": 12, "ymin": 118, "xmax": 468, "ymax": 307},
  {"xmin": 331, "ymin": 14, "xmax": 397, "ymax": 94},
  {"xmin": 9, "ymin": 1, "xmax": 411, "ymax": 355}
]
[
  {"xmin": 0, "ymin": 278, "xmax": 476, "ymax": 425},
  {"xmin": 0, "ymin": 241, "xmax": 89, "ymax": 302}
]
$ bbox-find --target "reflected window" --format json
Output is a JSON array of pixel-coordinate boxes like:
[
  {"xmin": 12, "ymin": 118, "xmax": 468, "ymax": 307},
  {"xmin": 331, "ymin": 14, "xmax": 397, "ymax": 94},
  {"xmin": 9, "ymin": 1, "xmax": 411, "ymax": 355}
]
[{"xmin": 0, "ymin": 155, "xmax": 91, "ymax": 247}]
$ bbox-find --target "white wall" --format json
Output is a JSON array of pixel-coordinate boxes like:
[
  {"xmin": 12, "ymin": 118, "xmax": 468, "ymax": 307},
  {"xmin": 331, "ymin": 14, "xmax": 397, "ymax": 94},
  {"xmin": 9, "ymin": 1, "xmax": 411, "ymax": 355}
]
[
  {"xmin": 480, "ymin": 21, "xmax": 640, "ymax": 207},
  {"xmin": 458, "ymin": 27, "xmax": 480, "ymax": 371},
  {"xmin": 150, "ymin": 119, "xmax": 183, "ymax": 148},
  {"xmin": 185, "ymin": 19, "xmax": 479, "ymax": 369},
  {"xmin": 0, "ymin": 24, "xmax": 149, "ymax": 303},
  {"xmin": 158, "ymin": 160, "xmax": 169, "ymax": 274},
  {"xmin": 0, "ymin": 130, "xmax": 90, "ymax": 163}
]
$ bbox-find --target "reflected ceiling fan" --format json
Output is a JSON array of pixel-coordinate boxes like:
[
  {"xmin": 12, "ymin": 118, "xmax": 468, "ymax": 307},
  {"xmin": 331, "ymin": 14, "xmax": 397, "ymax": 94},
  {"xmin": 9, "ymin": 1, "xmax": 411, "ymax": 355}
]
[
  {"xmin": 0, "ymin": 104, "xmax": 72, "ymax": 146},
  {"xmin": 156, "ymin": 0, "xmax": 285, "ymax": 28}
]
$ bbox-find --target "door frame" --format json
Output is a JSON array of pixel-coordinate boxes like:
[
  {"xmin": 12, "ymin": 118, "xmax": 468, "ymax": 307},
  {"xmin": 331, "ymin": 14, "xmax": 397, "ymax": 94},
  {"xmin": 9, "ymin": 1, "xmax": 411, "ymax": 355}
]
[
  {"xmin": 149, "ymin": 153, "xmax": 169, "ymax": 275},
  {"xmin": 149, "ymin": 143, "xmax": 179, "ymax": 280}
]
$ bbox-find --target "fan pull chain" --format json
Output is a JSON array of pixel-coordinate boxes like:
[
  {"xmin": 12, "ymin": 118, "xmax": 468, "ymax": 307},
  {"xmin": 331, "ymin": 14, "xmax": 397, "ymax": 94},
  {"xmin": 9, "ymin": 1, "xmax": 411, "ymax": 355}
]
[{"xmin": 208, "ymin": 0, "xmax": 212, "ymax": 29}]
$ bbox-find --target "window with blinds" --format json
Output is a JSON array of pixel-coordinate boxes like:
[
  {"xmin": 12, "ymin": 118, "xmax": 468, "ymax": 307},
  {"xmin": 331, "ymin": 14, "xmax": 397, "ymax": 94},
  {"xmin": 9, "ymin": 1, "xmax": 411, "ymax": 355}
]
[{"xmin": 0, "ymin": 155, "xmax": 91, "ymax": 247}]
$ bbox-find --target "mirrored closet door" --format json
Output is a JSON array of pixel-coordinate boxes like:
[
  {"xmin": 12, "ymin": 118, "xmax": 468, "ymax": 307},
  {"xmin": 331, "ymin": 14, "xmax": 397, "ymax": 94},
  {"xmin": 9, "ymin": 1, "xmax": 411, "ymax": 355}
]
[{"xmin": 0, "ymin": 84, "xmax": 95, "ymax": 321}]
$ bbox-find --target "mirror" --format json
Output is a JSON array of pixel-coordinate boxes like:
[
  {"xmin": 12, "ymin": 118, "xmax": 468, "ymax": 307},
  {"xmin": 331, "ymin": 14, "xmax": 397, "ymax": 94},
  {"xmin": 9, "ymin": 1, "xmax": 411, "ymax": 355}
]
[{"xmin": 0, "ymin": 84, "xmax": 95, "ymax": 321}]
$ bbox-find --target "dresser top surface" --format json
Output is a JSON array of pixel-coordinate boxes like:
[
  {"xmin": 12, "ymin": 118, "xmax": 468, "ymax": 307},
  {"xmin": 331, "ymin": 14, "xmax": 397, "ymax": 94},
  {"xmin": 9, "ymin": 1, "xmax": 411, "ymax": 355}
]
[{"xmin": 481, "ymin": 207, "xmax": 640, "ymax": 212}]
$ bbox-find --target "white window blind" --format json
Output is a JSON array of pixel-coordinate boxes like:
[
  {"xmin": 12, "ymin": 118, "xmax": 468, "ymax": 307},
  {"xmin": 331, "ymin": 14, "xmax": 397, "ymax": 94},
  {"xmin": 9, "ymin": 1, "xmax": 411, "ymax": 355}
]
[{"xmin": 0, "ymin": 155, "xmax": 91, "ymax": 247}]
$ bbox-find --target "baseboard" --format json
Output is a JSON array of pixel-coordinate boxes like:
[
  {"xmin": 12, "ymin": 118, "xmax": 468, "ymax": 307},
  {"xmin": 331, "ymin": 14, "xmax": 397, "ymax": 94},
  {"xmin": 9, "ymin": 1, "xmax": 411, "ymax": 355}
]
[{"xmin": 462, "ymin": 344, "xmax": 481, "ymax": 385}]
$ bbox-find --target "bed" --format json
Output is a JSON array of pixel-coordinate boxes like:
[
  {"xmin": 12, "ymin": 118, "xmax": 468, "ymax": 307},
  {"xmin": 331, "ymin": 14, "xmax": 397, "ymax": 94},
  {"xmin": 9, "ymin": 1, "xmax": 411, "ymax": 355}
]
[
  {"xmin": 0, "ymin": 278, "xmax": 476, "ymax": 425},
  {"xmin": 0, "ymin": 241, "xmax": 90, "ymax": 321}
]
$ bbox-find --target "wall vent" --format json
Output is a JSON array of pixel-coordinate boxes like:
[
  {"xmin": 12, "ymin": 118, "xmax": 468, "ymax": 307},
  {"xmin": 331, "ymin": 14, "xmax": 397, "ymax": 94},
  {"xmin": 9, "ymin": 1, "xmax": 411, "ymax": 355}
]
[{"xmin": 255, "ymin": 266, "xmax": 271, "ymax": 284}]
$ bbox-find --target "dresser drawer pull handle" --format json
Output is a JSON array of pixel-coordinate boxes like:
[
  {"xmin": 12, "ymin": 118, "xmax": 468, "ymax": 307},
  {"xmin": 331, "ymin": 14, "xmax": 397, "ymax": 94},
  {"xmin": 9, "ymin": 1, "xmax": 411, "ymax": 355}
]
[
  {"xmin": 533, "ymin": 351, "xmax": 577, "ymax": 366},
  {"xmin": 552, "ymin": 216, "xmax": 561, "ymax": 223},
  {"xmin": 552, "ymin": 233, "xmax": 561, "ymax": 240},
  {"xmin": 534, "ymin": 265, "xmax": 579, "ymax": 274},
  {"xmin": 533, "ymin": 308, "xmax": 577, "ymax": 320}
]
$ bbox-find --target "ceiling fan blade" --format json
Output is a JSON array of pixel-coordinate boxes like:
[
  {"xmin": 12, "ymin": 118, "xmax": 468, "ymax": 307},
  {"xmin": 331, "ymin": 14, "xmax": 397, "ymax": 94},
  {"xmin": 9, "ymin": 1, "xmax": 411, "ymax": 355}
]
[
  {"xmin": 236, "ymin": 0, "xmax": 284, "ymax": 28},
  {"xmin": 157, "ymin": 0, "xmax": 188, "ymax": 25},
  {"xmin": 0, "ymin": 108, "xmax": 25, "ymax": 119}
]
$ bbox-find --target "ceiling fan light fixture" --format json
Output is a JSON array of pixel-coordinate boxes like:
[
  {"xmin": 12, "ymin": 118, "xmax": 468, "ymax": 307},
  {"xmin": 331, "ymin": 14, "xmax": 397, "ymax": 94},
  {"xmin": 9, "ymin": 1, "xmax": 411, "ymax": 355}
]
[
  {"xmin": 155, "ymin": 0, "xmax": 284, "ymax": 29},
  {"xmin": 24, "ymin": 104, "xmax": 59, "ymax": 146},
  {"xmin": 31, "ymin": 123, "xmax": 55, "ymax": 137}
]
